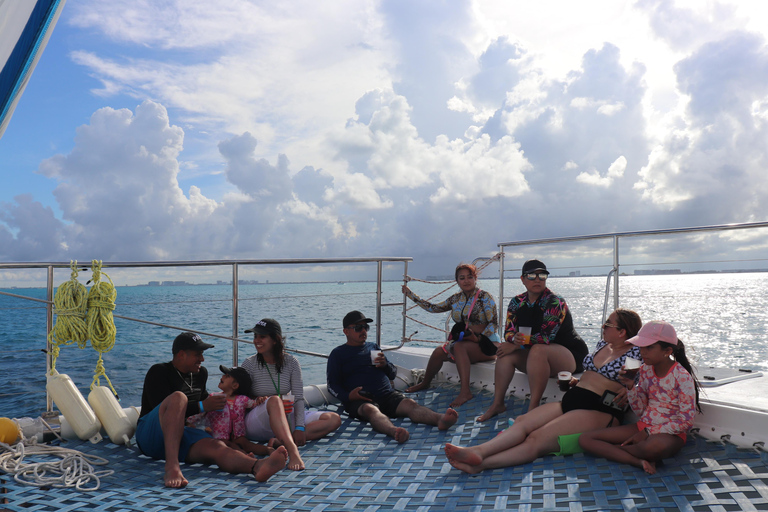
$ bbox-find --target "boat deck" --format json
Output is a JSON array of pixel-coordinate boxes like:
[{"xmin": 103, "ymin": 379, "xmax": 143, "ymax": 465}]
[{"xmin": 3, "ymin": 385, "xmax": 768, "ymax": 511}]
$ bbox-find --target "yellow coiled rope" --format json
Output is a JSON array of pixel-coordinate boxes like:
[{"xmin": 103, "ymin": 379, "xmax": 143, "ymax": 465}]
[
  {"xmin": 86, "ymin": 260, "xmax": 118, "ymax": 397},
  {"xmin": 48, "ymin": 261, "xmax": 88, "ymax": 374}
]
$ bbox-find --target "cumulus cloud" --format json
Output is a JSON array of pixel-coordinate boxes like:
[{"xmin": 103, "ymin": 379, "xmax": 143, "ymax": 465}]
[
  {"xmin": 0, "ymin": 195, "xmax": 66, "ymax": 260},
  {"xmin": 6, "ymin": 0, "xmax": 768, "ymax": 278},
  {"xmin": 330, "ymin": 88, "xmax": 531, "ymax": 205},
  {"xmin": 576, "ymin": 156, "xmax": 628, "ymax": 187},
  {"xmin": 67, "ymin": 0, "xmax": 395, "ymax": 164},
  {"xmin": 635, "ymin": 31, "xmax": 768, "ymax": 218}
]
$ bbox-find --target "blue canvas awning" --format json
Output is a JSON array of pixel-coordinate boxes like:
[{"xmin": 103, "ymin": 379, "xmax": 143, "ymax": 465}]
[{"xmin": 0, "ymin": 0, "xmax": 66, "ymax": 140}]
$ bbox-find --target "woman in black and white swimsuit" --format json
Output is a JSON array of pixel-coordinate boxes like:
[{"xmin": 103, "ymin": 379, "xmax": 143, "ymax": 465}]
[{"xmin": 444, "ymin": 309, "xmax": 642, "ymax": 474}]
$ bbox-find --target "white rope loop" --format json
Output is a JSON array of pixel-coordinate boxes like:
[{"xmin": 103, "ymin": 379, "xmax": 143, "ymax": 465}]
[{"xmin": 0, "ymin": 438, "xmax": 113, "ymax": 491}]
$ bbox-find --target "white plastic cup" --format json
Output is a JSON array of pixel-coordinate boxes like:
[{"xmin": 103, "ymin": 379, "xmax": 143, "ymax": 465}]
[
  {"xmin": 518, "ymin": 326, "xmax": 532, "ymax": 345},
  {"xmin": 623, "ymin": 357, "xmax": 642, "ymax": 379},
  {"xmin": 370, "ymin": 351, "xmax": 382, "ymax": 365}
]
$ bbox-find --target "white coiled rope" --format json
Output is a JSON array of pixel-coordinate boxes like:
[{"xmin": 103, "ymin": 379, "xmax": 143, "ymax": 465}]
[{"xmin": 0, "ymin": 438, "xmax": 114, "ymax": 491}]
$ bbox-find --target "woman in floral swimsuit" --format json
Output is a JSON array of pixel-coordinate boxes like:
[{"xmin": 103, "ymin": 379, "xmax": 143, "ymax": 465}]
[{"xmin": 402, "ymin": 262, "xmax": 499, "ymax": 407}]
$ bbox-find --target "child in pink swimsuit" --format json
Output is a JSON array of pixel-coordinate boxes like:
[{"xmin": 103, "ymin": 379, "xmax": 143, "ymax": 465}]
[
  {"xmin": 579, "ymin": 321, "xmax": 701, "ymax": 474},
  {"xmin": 206, "ymin": 365, "xmax": 276, "ymax": 456}
]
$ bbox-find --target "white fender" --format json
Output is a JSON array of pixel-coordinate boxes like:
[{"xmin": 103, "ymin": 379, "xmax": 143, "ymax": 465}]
[
  {"xmin": 88, "ymin": 386, "xmax": 134, "ymax": 445},
  {"xmin": 60, "ymin": 406, "xmax": 139, "ymax": 441},
  {"xmin": 46, "ymin": 371, "xmax": 102, "ymax": 443},
  {"xmin": 302, "ymin": 384, "xmax": 339, "ymax": 407}
]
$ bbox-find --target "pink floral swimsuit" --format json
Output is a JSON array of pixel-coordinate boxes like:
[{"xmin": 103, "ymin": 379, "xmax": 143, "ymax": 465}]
[
  {"xmin": 627, "ymin": 361, "xmax": 696, "ymax": 440},
  {"xmin": 207, "ymin": 395, "xmax": 260, "ymax": 441}
]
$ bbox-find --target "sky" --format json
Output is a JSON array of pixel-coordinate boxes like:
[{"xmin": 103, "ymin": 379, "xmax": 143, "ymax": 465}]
[{"xmin": 3, "ymin": 0, "xmax": 768, "ymax": 284}]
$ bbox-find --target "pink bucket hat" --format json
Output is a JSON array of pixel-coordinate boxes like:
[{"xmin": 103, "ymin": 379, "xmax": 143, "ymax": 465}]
[{"xmin": 626, "ymin": 320, "xmax": 678, "ymax": 347}]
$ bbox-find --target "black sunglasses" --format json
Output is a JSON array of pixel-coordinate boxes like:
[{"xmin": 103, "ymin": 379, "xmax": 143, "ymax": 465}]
[
  {"xmin": 352, "ymin": 324, "xmax": 370, "ymax": 332},
  {"xmin": 524, "ymin": 272, "xmax": 548, "ymax": 281}
]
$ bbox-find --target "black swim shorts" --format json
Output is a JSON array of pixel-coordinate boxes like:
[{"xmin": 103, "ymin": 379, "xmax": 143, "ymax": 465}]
[
  {"xmin": 345, "ymin": 389, "xmax": 407, "ymax": 419},
  {"xmin": 560, "ymin": 386, "xmax": 626, "ymax": 424}
]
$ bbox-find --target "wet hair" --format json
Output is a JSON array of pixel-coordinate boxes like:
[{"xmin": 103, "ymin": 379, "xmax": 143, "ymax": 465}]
[
  {"xmin": 454, "ymin": 263, "xmax": 478, "ymax": 282},
  {"xmin": 613, "ymin": 309, "xmax": 642, "ymax": 339},
  {"xmin": 657, "ymin": 339, "xmax": 702, "ymax": 413},
  {"xmin": 256, "ymin": 331, "xmax": 286, "ymax": 374}
]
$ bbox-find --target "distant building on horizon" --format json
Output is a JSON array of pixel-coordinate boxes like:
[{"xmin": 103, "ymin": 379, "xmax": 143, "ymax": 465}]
[{"xmin": 634, "ymin": 269, "xmax": 682, "ymax": 275}]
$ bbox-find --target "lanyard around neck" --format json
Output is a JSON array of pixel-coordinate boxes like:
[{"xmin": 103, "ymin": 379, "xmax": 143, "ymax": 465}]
[{"xmin": 265, "ymin": 364, "xmax": 281, "ymax": 397}]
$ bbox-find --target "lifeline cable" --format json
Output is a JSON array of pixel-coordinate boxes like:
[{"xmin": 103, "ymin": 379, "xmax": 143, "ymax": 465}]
[
  {"xmin": 86, "ymin": 260, "xmax": 119, "ymax": 397},
  {"xmin": 48, "ymin": 261, "xmax": 88, "ymax": 374}
]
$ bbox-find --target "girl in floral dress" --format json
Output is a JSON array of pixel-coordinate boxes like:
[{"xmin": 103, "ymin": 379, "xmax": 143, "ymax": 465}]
[{"xmin": 579, "ymin": 321, "xmax": 702, "ymax": 474}]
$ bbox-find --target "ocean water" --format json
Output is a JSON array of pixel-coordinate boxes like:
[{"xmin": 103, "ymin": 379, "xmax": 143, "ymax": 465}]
[{"xmin": 2, "ymin": 273, "xmax": 767, "ymax": 419}]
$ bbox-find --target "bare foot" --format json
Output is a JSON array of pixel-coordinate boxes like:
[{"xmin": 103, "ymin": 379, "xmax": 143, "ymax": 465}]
[
  {"xmin": 447, "ymin": 457, "xmax": 483, "ymax": 474},
  {"xmin": 287, "ymin": 448, "xmax": 306, "ymax": 471},
  {"xmin": 444, "ymin": 443, "xmax": 482, "ymax": 466},
  {"xmin": 641, "ymin": 460, "xmax": 657, "ymax": 475},
  {"xmin": 164, "ymin": 463, "xmax": 188, "ymax": 488},
  {"xmin": 476, "ymin": 403, "xmax": 506, "ymax": 422},
  {"xmin": 253, "ymin": 446, "xmax": 288, "ymax": 482},
  {"xmin": 437, "ymin": 408, "xmax": 458, "ymax": 430},
  {"xmin": 392, "ymin": 427, "xmax": 410, "ymax": 443},
  {"xmin": 268, "ymin": 437, "xmax": 283, "ymax": 449},
  {"xmin": 450, "ymin": 391, "xmax": 473, "ymax": 407},
  {"xmin": 405, "ymin": 381, "xmax": 429, "ymax": 393}
]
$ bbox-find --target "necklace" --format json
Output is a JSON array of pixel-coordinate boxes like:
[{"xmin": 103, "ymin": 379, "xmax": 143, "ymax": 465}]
[
  {"xmin": 175, "ymin": 368, "xmax": 194, "ymax": 392},
  {"xmin": 265, "ymin": 364, "xmax": 281, "ymax": 397}
]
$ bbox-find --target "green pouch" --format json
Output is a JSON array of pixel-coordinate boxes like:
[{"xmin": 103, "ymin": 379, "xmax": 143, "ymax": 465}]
[{"xmin": 551, "ymin": 432, "xmax": 584, "ymax": 456}]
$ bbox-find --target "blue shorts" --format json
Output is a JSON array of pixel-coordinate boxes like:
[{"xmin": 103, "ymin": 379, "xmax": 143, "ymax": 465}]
[{"xmin": 135, "ymin": 404, "xmax": 212, "ymax": 462}]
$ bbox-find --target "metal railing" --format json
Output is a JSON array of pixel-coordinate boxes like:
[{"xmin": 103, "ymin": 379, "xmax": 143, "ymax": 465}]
[
  {"xmin": 0, "ymin": 257, "xmax": 412, "ymax": 411},
  {"xmin": 497, "ymin": 221, "xmax": 768, "ymax": 326}
]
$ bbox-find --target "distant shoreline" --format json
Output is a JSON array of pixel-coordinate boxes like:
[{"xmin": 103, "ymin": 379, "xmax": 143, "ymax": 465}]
[{"xmin": 5, "ymin": 267, "xmax": 768, "ymax": 290}]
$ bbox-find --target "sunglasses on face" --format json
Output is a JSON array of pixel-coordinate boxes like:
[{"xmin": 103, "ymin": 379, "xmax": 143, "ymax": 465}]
[
  {"xmin": 352, "ymin": 324, "xmax": 370, "ymax": 332},
  {"xmin": 602, "ymin": 322, "xmax": 620, "ymax": 330},
  {"xmin": 524, "ymin": 273, "xmax": 548, "ymax": 281}
]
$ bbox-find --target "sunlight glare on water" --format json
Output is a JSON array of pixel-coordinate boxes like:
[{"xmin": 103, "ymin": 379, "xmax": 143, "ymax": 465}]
[{"xmin": 1, "ymin": 272, "xmax": 767, "ymax": 418}]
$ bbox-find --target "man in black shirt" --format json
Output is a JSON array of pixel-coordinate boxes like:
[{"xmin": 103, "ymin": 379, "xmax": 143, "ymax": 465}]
[{"xmin": 135, "ymin": 332, "xmax": 287, "ymax": 487}]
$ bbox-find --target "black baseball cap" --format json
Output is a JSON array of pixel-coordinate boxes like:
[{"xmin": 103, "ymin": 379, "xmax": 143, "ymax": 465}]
[
  {"xmin": 521, "ymin": 259, "xmax": 549, "ymax": 275},
  {"xmin": 172, "ymin": 332, "xmax": 214, "ymax": 354},
  {"xmin": 343, "ymin": 310, "xmax": 373, "ymax": 328},
  {"xmin": 245, "ymin": 318, "xmax": 282, "ymax": 337},
  {"xmin": 219, "ymin": 365, "xmax": 253, "ymax": 396}
]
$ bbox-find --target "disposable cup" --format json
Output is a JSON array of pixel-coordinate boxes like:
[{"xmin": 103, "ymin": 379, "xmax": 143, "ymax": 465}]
[
  {"xmin": 518, "ymin": 326, "xmax": 532, "ymax": 345},
  {"xmin": 371, "ymin": 351, "xmax": 382, "ymax": 365},
  {"xmin": 557, "ymin": 371, "xmax": 572, "ymax": 391},
  {"xmin": 623, "ymin": 357, "xmax": 642, "ymax": 379}
]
